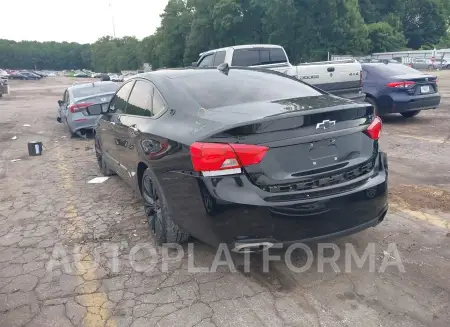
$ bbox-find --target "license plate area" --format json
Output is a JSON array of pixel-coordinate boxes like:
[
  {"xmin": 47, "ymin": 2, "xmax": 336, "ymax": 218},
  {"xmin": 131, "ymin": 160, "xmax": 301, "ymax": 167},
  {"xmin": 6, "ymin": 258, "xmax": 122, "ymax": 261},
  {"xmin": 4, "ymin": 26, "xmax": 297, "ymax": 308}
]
[
  {"xmin": 420, "ymin": 85, "xmax": 430, "ymax": 94},
  {"xmin": 309, "ymin": 139, "xmax": 338, "ymax": 161}
]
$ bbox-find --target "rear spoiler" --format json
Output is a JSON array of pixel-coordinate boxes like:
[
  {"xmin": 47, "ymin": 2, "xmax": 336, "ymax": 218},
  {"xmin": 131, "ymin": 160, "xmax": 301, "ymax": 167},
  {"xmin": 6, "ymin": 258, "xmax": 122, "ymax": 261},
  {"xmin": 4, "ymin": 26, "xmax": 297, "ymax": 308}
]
[{"xmin": 193, "ymin": 101, "xmax": 372, "ymax": 142}]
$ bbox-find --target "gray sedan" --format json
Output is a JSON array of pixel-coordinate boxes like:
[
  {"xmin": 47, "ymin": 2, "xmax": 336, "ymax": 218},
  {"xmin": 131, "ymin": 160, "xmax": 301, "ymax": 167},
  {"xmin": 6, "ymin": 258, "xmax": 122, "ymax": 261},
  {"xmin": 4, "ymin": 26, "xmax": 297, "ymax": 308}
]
[{"xmin": 57, "ymin": 81, "xmax": 119, "ymax": 136}]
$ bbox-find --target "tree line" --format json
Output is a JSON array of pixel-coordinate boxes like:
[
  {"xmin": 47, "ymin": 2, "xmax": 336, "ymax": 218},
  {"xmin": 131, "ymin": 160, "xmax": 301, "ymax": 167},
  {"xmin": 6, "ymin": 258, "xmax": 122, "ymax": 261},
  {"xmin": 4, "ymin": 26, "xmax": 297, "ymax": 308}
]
[{"xmin": 1, "ymin": 0, "xmax": 449, "ymax": 72}]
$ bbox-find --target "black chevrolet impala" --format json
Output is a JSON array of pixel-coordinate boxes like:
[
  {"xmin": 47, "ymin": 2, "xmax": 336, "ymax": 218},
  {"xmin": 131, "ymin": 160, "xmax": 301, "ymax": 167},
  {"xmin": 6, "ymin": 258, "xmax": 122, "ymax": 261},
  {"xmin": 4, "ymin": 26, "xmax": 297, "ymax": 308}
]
[{"xmin": 89, "ymin": 67, "xmax": 388, "ymax": 253}]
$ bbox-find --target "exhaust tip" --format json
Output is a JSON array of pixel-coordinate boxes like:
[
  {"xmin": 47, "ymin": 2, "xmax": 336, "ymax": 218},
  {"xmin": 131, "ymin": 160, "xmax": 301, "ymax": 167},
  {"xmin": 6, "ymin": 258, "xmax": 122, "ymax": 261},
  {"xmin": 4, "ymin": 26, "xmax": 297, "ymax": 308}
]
[{"xmin": 231, "ymin": 242, "xmax": 274, "ymax": 253}]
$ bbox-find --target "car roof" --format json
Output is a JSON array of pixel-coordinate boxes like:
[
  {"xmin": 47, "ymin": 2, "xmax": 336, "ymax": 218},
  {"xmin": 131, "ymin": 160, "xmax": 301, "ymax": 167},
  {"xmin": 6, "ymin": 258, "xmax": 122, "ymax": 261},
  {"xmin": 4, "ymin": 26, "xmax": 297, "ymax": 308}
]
[
  {"xmin": 136, "ymin": 67, "xmax": 289, "ymax": 80},
  {"xmin": 199, "ymin": 44, "xmax": 283, "ymax": 56},
  {"xmin": 69, "ymin": 81, "xmax": 116, "ymax": 90}
]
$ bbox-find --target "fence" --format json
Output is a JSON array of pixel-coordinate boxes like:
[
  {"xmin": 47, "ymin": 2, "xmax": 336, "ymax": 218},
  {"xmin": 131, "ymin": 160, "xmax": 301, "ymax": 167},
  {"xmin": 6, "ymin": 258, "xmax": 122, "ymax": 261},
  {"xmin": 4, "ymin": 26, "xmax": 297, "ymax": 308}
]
[{"xmin": 331, "ymin": 49, "xmax": 450, "ymax": 64}]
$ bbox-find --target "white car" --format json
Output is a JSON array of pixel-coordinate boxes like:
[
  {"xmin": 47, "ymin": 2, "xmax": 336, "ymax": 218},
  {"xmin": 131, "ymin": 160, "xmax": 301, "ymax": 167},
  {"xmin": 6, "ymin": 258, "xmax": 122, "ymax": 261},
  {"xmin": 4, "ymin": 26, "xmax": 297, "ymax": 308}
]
[
  {"xmin": 0, "ymin": 69, "xmax": 9, "ymax": 78},
  {"xmin": 109, "ymin": 74, "xmax": 123, "ymax": 82}
]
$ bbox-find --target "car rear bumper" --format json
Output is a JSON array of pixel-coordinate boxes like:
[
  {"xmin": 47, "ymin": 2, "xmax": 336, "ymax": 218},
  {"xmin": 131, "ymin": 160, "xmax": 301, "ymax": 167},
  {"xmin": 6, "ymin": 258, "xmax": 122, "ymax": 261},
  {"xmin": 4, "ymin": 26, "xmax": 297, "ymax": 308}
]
[
  {"xmin": 381, "ymin": 93, "xmax": 441, "ymax": 114},
  {"xmin": 67, "ymin": 113, "xmax": 100, "ymax": 132},
  {"xmin": 162, "ymin": 152, "xmax": 389, "ymax": 247}
]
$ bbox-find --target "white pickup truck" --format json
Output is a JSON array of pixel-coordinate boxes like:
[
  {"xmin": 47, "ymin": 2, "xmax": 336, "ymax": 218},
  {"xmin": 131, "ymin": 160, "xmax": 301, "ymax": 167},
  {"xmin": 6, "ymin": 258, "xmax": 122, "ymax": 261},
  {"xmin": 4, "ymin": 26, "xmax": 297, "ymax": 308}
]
[{"xmin": 191, "ymin": 44, "xmax": 364, "ymax": 101}]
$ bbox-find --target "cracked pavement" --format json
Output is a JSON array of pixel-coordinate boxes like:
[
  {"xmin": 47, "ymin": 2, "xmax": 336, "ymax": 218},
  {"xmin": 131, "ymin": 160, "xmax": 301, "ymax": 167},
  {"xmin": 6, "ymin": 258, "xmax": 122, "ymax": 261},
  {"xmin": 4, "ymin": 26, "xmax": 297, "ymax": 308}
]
[{"xmin": 0, "ymin": 76, "xmax": 449, "ymax": 327}]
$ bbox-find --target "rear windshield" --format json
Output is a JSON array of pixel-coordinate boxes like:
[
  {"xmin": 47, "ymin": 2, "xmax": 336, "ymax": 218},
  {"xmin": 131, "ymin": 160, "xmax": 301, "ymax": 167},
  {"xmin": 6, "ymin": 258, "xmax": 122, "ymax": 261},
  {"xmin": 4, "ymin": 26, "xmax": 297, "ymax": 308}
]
[
  {"xmin": 369, "ymin": 64, "xmax": 423, "ymax": 77},
  {"xmin": 174, "ymin": 69, "xmax": 322, "ymax": 108},
  {"xmin": 72, "ymin": 83, "xmax": 118, "ymax": 98}
]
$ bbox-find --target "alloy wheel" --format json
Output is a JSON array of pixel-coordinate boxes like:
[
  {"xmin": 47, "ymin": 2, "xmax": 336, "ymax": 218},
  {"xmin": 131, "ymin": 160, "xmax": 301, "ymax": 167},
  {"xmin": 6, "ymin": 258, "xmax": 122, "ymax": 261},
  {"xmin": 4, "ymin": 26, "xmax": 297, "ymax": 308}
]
[{"xmin": 143, "ymin": 175, "xmax": 162, "ymax": 233}]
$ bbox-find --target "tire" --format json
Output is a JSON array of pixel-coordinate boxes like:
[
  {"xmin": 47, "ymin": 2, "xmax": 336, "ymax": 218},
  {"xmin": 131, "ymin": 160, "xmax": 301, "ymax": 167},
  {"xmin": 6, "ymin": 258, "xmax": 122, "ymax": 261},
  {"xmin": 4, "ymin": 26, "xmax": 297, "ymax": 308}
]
[
  {"xmin": 142, "ymin": 168, "xmax": 190, "ymax": 245},
  {"xmin": 364, "ymin": 97, "xmax": 378, "ymax": 116},
  {"xmin": 66, "ymin": 118, "xmax": 78, "ymax": 138},
  {"xmin": 401, "ymin": 110, "xmax": 421, "ymax": 118},
  {"xmin": 95, "ymin": 135, "xmax": 115, "ymax": 176}
]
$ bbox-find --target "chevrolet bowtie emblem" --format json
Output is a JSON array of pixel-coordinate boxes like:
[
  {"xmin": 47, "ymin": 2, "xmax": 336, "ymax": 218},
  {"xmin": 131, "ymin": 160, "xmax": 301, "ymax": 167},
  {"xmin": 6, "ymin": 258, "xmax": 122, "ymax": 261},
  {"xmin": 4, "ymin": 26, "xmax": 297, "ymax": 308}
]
[{"xmin": 316, "ymin": 120, "xmax": 336, "ymax": 130}]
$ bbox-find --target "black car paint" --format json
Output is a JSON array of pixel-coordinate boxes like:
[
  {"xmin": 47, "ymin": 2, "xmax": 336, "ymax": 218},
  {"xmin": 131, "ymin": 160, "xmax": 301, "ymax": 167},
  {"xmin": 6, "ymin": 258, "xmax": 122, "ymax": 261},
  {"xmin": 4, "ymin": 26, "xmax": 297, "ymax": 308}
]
[
  {"xmin": 95, "ymin": 68, "xmax": 388, "ymax": 248},
  {"xmin": 362, "ymin": 63, "xmax": 440, "ymax": 115}
]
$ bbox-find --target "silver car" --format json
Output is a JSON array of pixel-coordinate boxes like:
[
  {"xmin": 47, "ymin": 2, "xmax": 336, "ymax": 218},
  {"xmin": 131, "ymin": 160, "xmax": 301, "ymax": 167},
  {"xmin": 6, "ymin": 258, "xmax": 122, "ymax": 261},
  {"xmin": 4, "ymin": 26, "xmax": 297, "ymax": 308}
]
[
  {"xmin": 410, "ymin": 58, "xmax": 441, "ymax": 70},
  {"xmin": 57, "ymin": 81, "xmax": 119, "ymax": 136}
]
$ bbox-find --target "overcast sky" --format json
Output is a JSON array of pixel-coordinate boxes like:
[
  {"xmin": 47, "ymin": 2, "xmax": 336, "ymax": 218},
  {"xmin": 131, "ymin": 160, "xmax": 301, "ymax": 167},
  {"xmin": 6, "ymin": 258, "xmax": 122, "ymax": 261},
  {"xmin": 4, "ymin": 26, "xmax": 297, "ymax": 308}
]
[{"xmin": 0, "ymin": 0, "xmax": 169, "ymax": 43}]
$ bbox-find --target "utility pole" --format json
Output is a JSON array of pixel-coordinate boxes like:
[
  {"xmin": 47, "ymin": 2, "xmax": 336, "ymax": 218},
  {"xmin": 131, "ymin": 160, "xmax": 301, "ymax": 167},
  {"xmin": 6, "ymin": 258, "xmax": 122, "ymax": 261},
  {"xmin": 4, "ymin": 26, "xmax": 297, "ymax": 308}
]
[{"xmin": 109, "ymin": 0, "xmax": 116, "ymax": 37}]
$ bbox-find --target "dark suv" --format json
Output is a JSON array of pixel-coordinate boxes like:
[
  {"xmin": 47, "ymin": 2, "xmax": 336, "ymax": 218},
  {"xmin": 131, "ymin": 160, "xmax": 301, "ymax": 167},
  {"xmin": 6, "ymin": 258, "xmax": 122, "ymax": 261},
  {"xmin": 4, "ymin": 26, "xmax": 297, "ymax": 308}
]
[{"xmin": 91, "ymin": 68, "xmax": 388, "ymax": 252}]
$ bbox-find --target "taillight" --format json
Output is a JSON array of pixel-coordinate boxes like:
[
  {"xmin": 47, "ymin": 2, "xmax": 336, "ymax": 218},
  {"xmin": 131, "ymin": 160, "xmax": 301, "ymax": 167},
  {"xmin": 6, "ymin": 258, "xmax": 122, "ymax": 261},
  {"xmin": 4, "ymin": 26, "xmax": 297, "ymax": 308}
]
[
  {"xmin": 364, "ymin": 117, "xmax": 382, "ymax": 140},
  {"xmin": 68, "ymin": 102, "xmax": 94, "ymax": 113},
  {"xmin": 386, "ymin": 81, "xmax": 415, "ymax": 88},
  {"xmin": 190, "ymin": 142, "xmax": 268, "ymax": 175}
]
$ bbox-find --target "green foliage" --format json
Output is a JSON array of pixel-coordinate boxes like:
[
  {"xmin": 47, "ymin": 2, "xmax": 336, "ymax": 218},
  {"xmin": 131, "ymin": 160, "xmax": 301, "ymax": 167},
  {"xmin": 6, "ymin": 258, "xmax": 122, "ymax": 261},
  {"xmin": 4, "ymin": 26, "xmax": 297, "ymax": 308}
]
[
  {"xmin": 402, "ymin": 0, "xmax": 447, "ymax": 49},
  {"xmin": 436, "ymin": 32, "xmax": 450, "ymax": 48},
  {"xmin": 1, "ymin": 0, "xmax": 449, "ymax": 70},
  {"xmin": 367, "ymin": 22, "xmax": 407, "ymax": 53},
  {"xmin": 0, "ymin": 39, "xmax": 91, "ymax": 70}
]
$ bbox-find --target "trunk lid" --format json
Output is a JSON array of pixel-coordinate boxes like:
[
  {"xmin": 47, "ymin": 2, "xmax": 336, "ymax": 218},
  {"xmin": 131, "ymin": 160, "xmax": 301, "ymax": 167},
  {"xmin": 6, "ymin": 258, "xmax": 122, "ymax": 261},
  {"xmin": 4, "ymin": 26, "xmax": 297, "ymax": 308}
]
[
  {"xmin": 75, "ymin": 93, "xmax": 114, "ymax": 115},
  {"xmin": 199, "ymin": 95, "xmax": 377, "ymax": 187}
]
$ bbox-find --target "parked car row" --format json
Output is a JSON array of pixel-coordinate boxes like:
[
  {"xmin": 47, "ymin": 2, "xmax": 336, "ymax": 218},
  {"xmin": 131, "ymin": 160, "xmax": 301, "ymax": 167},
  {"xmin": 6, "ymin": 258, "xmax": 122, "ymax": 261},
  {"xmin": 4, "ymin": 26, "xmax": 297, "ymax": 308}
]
[{"xmin": 0, "ymin": 69, "xmax": 56, "ymax": 80}]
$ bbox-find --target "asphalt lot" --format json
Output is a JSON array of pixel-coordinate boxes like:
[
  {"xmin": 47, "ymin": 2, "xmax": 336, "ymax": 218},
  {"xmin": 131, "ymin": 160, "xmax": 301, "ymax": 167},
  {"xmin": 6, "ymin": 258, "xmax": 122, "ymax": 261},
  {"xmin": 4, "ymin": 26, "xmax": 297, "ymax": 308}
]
[{"xmin": 0, "ymin": 74, "xmax": 449, "ymax": 327}]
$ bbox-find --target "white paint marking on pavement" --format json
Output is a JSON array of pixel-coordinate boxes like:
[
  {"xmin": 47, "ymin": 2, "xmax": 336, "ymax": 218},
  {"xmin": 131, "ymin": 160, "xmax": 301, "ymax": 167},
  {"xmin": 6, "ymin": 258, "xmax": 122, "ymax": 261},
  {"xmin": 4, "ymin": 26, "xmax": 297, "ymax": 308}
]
[{"xmin": 88, "ymin": 176, "xmax": 110, "ymax": 184}]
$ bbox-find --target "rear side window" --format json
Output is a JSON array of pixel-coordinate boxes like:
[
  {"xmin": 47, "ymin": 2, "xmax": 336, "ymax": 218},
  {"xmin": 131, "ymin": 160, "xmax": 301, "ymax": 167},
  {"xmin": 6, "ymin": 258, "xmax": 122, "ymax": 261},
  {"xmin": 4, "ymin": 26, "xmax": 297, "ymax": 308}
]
[
  {"xmin": 269, "ymin": 48, "xmax": 288, "ymax": 64},
  {"xmin": 231, "ymin": 48, "xmax": 287, "ymax": 66},
  {"xmin": 174, "ymin": 69, "xmax": 322, "ymax": 109},
  {"xmin": 213, "ymin": 51, "xmax": 226, "ymax": 66},
  {"xmin": 109, "ymin": 81, "xmax": 134, "ymax": 114},
  {"xmin": 126, "ymin": 81, "xmax": 153, "ymax": 117},
  {"xmin": 152, "ymin": 90, "xmax": 166, "ymax": 116},
  {"xmin": 370, "ymin": 64, "xmax": 423, "ymax": 77},
  {"xmin": 231, "ymin": 49, "xmax": 260, "ymax": 66}
]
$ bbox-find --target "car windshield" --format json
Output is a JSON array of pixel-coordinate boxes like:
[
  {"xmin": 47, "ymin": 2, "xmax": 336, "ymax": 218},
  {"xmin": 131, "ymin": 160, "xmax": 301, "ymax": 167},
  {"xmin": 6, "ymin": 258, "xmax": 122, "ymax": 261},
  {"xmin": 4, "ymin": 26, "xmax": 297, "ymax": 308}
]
[
  {"xmin": 72, "ymin": 83, "xmax": 118, "ymax": 98},
  {"xmin": 174, "ymin": 69, "xmax": 322, "ymax": 109},
  {"xmin": 370, "ymin": 64, "xmax": 423, "ymax": 76}
]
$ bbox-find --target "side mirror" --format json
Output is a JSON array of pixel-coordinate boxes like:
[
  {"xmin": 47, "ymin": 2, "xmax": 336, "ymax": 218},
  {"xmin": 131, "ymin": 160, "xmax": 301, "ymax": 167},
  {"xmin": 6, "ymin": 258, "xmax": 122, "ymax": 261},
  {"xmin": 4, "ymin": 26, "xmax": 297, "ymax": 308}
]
[{"xmin": 191, "ymin": 62, "xmax": 198, "ymax": 67}]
